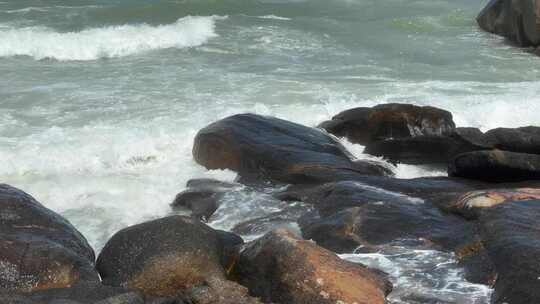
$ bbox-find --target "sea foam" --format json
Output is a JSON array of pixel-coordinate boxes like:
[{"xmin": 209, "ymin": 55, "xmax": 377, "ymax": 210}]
[{"xmin": 0, "ymin": 15, "xmax": 224, "ymax": 61}]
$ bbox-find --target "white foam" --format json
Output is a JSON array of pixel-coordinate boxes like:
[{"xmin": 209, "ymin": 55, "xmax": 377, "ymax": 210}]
[
  {"xmin": 0, "ymin": 15, "xmax": 224, "ymax": 61},
  {"xmin": 257, "ymin": 15, "xmax": 292, "ymax": 21}
]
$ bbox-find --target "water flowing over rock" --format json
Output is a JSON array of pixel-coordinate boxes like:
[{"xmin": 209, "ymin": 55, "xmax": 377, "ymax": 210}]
[
  {"xmin": 0, "ymin": 184, "xmax": 98, "ymax": 293},
  {"xmin": 96, "ymin": 215, "xmax": 258, "ymax": 303},
  {"xmin": 477, "ymin": 0, "xmax": 540, "ymax": 47},
  {"xmin": 193, "ymin": 113, "xmax": 391, "ymax": 185},
  {"xmin": 234, "ymin": 229, "xmax": 392, "ymax": 304}
]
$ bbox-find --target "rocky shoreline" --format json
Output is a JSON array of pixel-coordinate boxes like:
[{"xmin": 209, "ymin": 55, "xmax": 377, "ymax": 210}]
[{"xmin": 2, "ymin": 103, "xmax": 540, "ymax": 304}]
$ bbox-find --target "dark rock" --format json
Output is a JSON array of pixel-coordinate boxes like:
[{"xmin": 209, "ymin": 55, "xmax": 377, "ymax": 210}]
[
  {"xmin": 484, "ymin": 126, "xmax": 540, "ymax": 154},
  {"xmin": 364, "ymin": 127, "xmax": 492, "ymax": 165},
  {"xmin": 446, "ymin": 187, "xmax": 540, "ymax": 219},
  {"xmin": 480, "ymin": 200, "xmax": 540, "ymax": 304},
  {"xmin": 318, "ymin": 103, "xmax": 455, "ymax": 145},
  {"xmin": 454, "ymin": 239, "xmax": 496, "ymax": 285},
  {"xmin": 477, "ymin": 0, "xmax": 540, "ymax": 47},
  {"xmin": 171, "ymin": 179, "xmax": 242, "ymax": 221},
  {"xmin": 193, "ymin": 113, "xmax": 391, "ymax": 185},
  {"xmin": 234, "ymin": 229, "xmax": 391, "ymax": 304},
  {"xmin": 0, "ymin": 184, "xmax": 98, "ymax": 293},
  {"xmin": 231, "ymin": 203, "xmax": 310, "ymax": 237},
  {"xmin": 96, "ymin": 215, "xmax": 248, "ymax": 301},
  {"xmin": 449, "ymin": 150, "xmax": 540, "ymax": 182}
]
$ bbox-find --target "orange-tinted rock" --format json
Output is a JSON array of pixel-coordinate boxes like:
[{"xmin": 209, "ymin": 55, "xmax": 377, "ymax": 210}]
[
  {"xmin": 235, "ymin": 229, "xmax": 391, "ymax": 304},
  {"xmin": 0, "ymin": 184, "xmax": 98, "ymax": 293}
]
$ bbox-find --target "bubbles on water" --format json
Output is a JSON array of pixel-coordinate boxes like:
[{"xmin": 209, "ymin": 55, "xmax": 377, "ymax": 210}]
[{"xmin": 341, "ymin": 245, "xmax": 492, "ymax": 304}]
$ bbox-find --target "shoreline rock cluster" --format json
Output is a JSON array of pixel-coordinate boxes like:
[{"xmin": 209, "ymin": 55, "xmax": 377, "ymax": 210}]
[{"xmin": 2, "ymin": 104, "xmax": 540, "ymax": 304}]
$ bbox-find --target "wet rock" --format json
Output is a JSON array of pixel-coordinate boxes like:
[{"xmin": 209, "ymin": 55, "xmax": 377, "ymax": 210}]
[
  {"xmin": 96, "ymin": 215, "xmax": 247, "ymax": 301},
  {"xmin": 449, "ymin": 150, "xmax": 540, "ymax": 182},
  {"xmin": 454, "ymin": 239, "xmax": 496, "ymax": 285},
  {"xmin": 0, "ymin": 184, "xmax": 98, "ymax": 293},
  {"xmin": 193, "ymin": 113, "xmax": 391, "ymax": 185},
  {"xmin": 171, "ymin": 179, "xmax": 242, "ymax": 221},
  {"xmin": 318, "ymin": 103, "xmax": 455, "ymax": 145},
  {"xmin": 234, "ymin": 229, "xmax": 391, "ymax": 304},
  {"xmin": 364, "ymin": 127, "xmax": 492, "ymax": 165},
  {"xmin": 479, "ymin": 200, "xmax": 540, "ymax": 304},
  {"xmin": 299, "ymin": 199, "xmax": 475, "ymax": 254},
  {"xmin": 477, "ymin": 0, "xmax": 540, "ymax": 47},
  {"xmin": 484, "ymin": 126, "xmax": 540, "ymax": 154},
  {"xmin": 447, "ymin": 188, "xmax": 540, "ymax": 219}
]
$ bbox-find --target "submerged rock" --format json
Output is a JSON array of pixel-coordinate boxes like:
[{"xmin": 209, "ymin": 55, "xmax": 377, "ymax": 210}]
[
  {"xmin": 171, "ymin": 179, "xmax": 242, "ymax": 221},
  {"xmin": 234, "ymin": 229, "xmax": 391, "ymax": 304},
  {"xmin": 0, "ymin": 184, "xmax": 98, "ymax": 293},
  {"xmin": 96, "ymin": 215, "xmax": 252, "ymax": 302},
  {"xmin": 193, "ymin": 113, "xmax": 391, "ymax": 185},
  {"xmin": 319, "ymin": 103, "xmax": 456, "ymax": 145},
  {"xmin": 449, "ymin": 150, "xmax": 540, "ymax": 182},
  {"xmin": 477, "ymin": 0, "xmax": 540, "ymax": 47},
  {"xmin": 480, "ymin": 200, "xmax": 540, "ymax": 304}
]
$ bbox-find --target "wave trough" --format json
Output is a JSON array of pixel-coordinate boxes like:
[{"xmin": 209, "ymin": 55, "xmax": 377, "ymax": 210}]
[{"xmin": 0, "ymin": 16, "xmax": 223, "ymax": 61}]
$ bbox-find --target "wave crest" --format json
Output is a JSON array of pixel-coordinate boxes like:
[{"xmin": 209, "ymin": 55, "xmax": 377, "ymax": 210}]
[{"xmin": 0, "ymin": 16, "xmax": 224, "ymax": 61}]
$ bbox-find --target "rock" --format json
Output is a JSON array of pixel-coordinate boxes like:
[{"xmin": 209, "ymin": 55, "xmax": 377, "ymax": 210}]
[
  {"xmin": 299, "ymin": 199, "xmax": 475, "ymax": 254},
  {"xmin": 449, "ymin": 150, "xmax": 540, "ymax": 182},
  {"xmin": 318, "ymin": 103, "xmax": 455, "ymax": 145},
  {"xmin": 484, "ymin": 126, "xmax": 540, "ymax": 154},
  {"xmin": 171, "ymin": 179, "xmax": 242, "ymax": 221},
  {"xmin": 477, "ymin": 0, "xmax": 540, "ymax": 47},
  {"xmin": 364, "ymin": 127, "xmax": 492, "ymax": 165},
  {"xmin": 479, "ymin": 200, "xmax": 540, "ymax": 304},
  {"xmin": 234, "ymin": 229, "xmax": 391, "ymax": 304},
  {"xmin": 193, "ymin": 113, "xmax": 391, "ymax": 185},
  {"xmin": 447, "ymin": 188, "xmax": 540, "ymax": 219},
  {"xmin": 0, "ymin": 184, "xmax": 98, "ymax": 293},
  {"xmin": 96, "ymin": 215, "xmax": 247, "ymax": 301},
  {"xmin": 454, "ymin": 239, "xmax": 497, "ymax": 285}
]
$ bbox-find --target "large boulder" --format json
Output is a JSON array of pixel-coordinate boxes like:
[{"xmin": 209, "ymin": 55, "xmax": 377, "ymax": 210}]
[
  {"xmin": 480, "ymin": 200, "xmax": 540, "ymax": 303},
  {"xmin": 234, "ymin": 229, "xmax": 392, "ymax": 304},
  {"xmin": 96, "ymin": 215, "xmax": 256, "ymax": 303},
  {"xmin": 477, "ymin": 0, "xmax": 540, "ymax": 47},
  {"xmin": 193, "ymin": 114, "xmax": 391, "ymax": 185},
  {"xmin": 449, "ymin": 150, "xmax": 540, "ymax": 182},
  {"xmin": 364, "ymin": 127, "xmax": 492, "ymax": 164},
  {"xmin": 0, "ymin": 184, "xmax": 98, "ymax": 293},
  {"xmin": 484, "ymin": 126, "xmax": 540, "ymax": 154},
  {"xmin": 318, "ymin": 103, "xmax": 456, "ymax": 145}
]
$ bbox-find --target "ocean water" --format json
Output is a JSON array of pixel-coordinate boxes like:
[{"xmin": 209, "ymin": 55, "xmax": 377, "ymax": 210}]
[{"xmin": 1, "ymin": 0, "xmax": 539, "ymax": 302}]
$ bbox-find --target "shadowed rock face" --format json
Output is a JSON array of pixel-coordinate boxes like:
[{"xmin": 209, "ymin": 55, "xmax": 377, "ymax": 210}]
[
  {"xmin": 319, "ymin": 103, "xmax": 456, "ymax": 145},
  {"xmin": 480, "ymin": 200, "xmax": 540, "ymax": 304},
  {"xmin": 449, "ymin": 150, "xmax": 540, "ymax": 182},
  {"xmin": 477, "ymin": 0, "xmax": 540, "ymax": 47},
  {"xmin": 484, "ymin": 126, "xmax": 540, "ymax": 154},
  {"xmin": 0, "ymin": 184, "xmax": 98, "ymax": 293},
  {"xmin": 96, "ymin": 215, "xmax": 258, "ymax": 303},
  {"xmin": 192, "ymin": 113, "xmax": 391, "ymax": 185},
  {"xmin": 234, "ymin": 229, "xmax": 392, "ymax": 304}
]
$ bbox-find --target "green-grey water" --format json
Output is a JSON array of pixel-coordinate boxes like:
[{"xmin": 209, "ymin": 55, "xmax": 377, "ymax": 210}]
[{"xmin": 1, "ymin": 0, "xmax": 539, "ymax": 302}]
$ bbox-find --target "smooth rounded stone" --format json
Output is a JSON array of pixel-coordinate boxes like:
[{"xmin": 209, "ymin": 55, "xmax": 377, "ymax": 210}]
[
  {"xmin": 171, "ymin": 179, "xmax": 242, "ymax": 221},
  {"xmin": 231, "ymin": 203, "xmax": 309, "ymax": 237},
  {"xmin": 192, "ymin": 113, "xmax": 391, "ymax": 185},
  {"xmin": 299, "ymin": 198, "xmax": 477, "ymax": 254},
  {"xmin": 477, "ymin": 0, "xmax": 540, "ymax": 47},
  {"xmin": 364, "ymin": 127, "xmax": 492, "ymax": 165},
  {"xmin": 0, "ymin": 184, "xmax": 98, "ymax": 293},
  {"xmin": 479, "ymin": 200, "xmax": 540, "ymax": 304},
  {"xmin": 96, "ymin": 216, "xmax": 244, "ymax": 298},
  {"xmin": 447, "ymin": 188, "xmax": 540, "ymax": 219},
  {"xmin": 234, "ymin": 229, "xmax": 392, "ymax": 304},
  {"xmin": 484, "ymin": 126, "xmax": 540, "ymax": 154},
  {"xmin": 318, "ymin": 103, "xmax": 456, "ymax": 145},
  {"xmin": 449, "ymin": 150, "xmax": 540, "ymax": 182}
]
